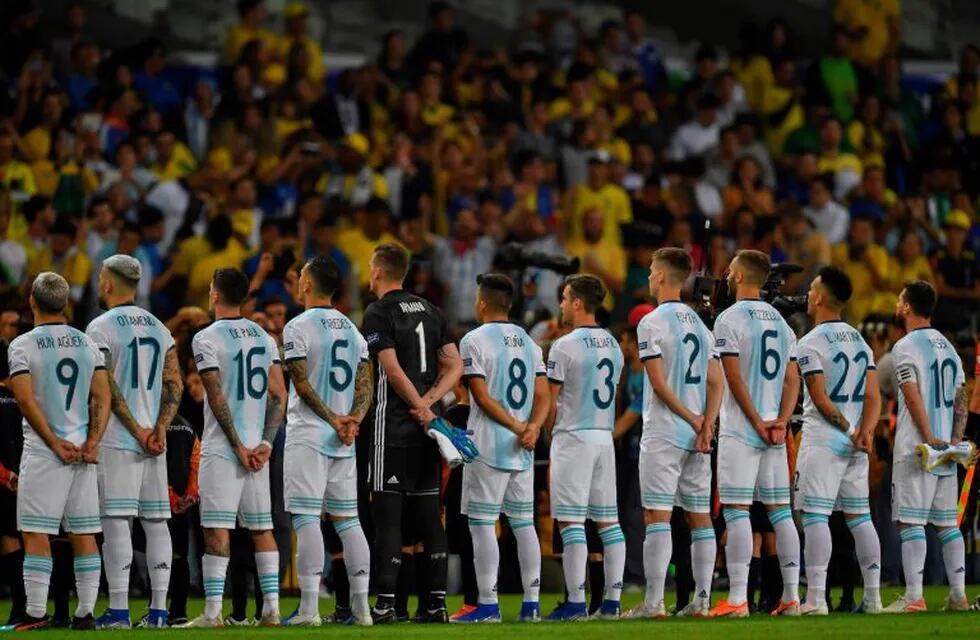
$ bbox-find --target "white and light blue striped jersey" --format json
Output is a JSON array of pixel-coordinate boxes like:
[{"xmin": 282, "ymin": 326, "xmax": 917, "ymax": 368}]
[
  {"xmin": 637, "ymin": 302, "xmax": 717, "ymax": 451},
  {"xmin": 282, "ymin": 306, "xmax": 368, "ymax": 458},
  {"xmin": 548, "ymin": 326, "xmax": 623, "ymax": 443},
  {"xmin": 8, "ymin": 323, "xmax": 106, "ymax": 459},
  {"xmin": 461, "ymin": 321, "xmax": 546, "ymax": 471},
  {"xmin": 192, "ymin": 318, "xmax": 281, "ymax": 461},
  {"xmin": 797, "ymin": 320, "xmax": 874, "ymax": 458},
  {"xmin": 893, "ymin": 327, "xmax": 965, "ymax": 477},
  {"xmin": 86, "ymin": 304, "xmax": 176, "ymax": 452},
  {"xmin": 714, "ymin": 299, "xmax": 797, "ymax": 449}
]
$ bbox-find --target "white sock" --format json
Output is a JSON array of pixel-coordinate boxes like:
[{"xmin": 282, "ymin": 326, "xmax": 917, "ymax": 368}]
[
  {"xmin": 938, "ymin": 528, "xmax": 966, "ymax": 600},
  {"xmin": 142, "ymin": 519, "xmax": 172, "ymax": 611},
  {"xmin": 293, "ymin": 515, "xmax": 324, "ymax": 617},
  {"xmin": 768, "ymin": 507, "xmax": 800, "ymax": 603},
  {"xmin": 690, "ymin": 525, "xmax": 716, "ymax": 603},
  {"xmin": 101, "ymin": 517, "xmax": 133, "ymax": 610},
  {"xmin": 202, "ymin": 553, "xmax": 229, "ymax": 618},
  {"xmin": 335, "ymin": 518, "xmax": 371, "ymax": 614},
  {"xmin": 643, "ymin": 522, "xmax": 671, "ymax": 607},
  {"xmin": 255, "ymin": 550, "xmax": 280, "ymax": 613},
  {"xmin": 847, "ymin": 514, "xmax": 880, "ymax": 604},
  {"xmin": 724, "ymin": 508, "xmax": 752, "ymax": 606},
  {"xmin": 559, "ymin": 525, "xmax": 587, "ymax": 604},
  {"xmin": 598, "ymin": 523, "xmax": 625, "ymax": 603},
  {"xmin": 899, "ymin": 526, "xmax": 926, "ymax": 601},
  {"xmin": 23, "ymin": 554, "xmax": 52, "ymax": 619},
  {"xmin": 802, "ymin": 513, "xmax": 831, "ymax": 606},
  {"xmin": 512, "ymin": 519, "xmax": 541, "ymax": 603},
  {"xmin": 469, "ymin": 519, "xmax": 499, "ymax": 605},
  {"xmin": 73, "ymin": 553, "xmax": 101, "ymax": 617}
]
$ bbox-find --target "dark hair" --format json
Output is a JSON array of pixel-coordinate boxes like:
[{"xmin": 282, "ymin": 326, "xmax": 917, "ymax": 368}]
[
  {"xmin": 49, "ymin": 215, "xmax": 76, "ymax": 238},
  {"xmin": 138, "ymin": 204, "xmax": 164, "ymax": 229},
  {"xmin": 86, "ymin": 195, "xmax": 111, "ymax": 219},
  {"xmin": 373, "ymin": 243, "xmax": 409, "ymax": 282},
  {"xmin": 212, "ymin": 268, "xmax": 250, "ymax": 307},
  {"xmin": 119, "ymin": 220, "xmax": 141, "ymax": 236},
  {"xmin": 237, "ymin": 0, "xmax": 263, "ymax": 18},
  {"xmin": 816, "ymin": 266, "xmax": 853, "ymax": 307},
  {"xmin": 652, "ymin": 247, "xmax": 692, "ymax": 284},
  {"xmin": 734, "ymin": 249, "xmax": 771, "ymax": 285},
  {"xmin": 22, "ymin": 195, "xmax": 50, "ymax": 224},
  {"xmin": 305, "ymin": 255, "xmax": 342, "ymax": 297},
  {"xmin": 477, "ymin": 273, "xmax": 514, "ymax": 313},
  {"xmin": 564, "ymin": 274, "xmax": 607, "ymax": 314},
  {"xmin": 901, "ymin": 280, "xmax": 937, "ymax": 319},
  {"xmin": 811, "ymin": 171, "xmax": 835, "ymax": 193},
  {"xmin": 428, "ymin": 1, "xmax": 451, "ymax": 18},
  {"xmin": 206, "ymin": 215, "xmax": 233, "ymax": 251}
]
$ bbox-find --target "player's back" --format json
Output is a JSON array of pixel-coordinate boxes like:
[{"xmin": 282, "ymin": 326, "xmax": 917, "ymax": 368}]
[
  {"xmin": 283, "ymin": 306, "xmax": 368, "ymax": 456},
  {"xmin": 86, "ymin": 304, "xmax": 175, "ymax": 451},
  {"xmin": 892, "ymin": 327, "xmax": 964, "ymax": 470},
  {"xmin": 192, "ymin": 317, "xmax": 280, "ymax": 459},
  {"xmin": 798, "ymin": 320, "xmax": 873, "ymax": 457},
  {"xmin": 638, "ymin": 302, "xmax": 715, "ymax": 451},
  {"xmin": 548, "ymin": 325, "xmax": 623, "ymax": 441},
  {"xmin": 714, "ymin": 299, "xmax": 797, "ymax": 448},
  {"xmin": 461, "ymin": 321, "xmax": 544, "ymax": 471},
  {"xmin": 8, "ymin": 323, "xmax": 104, "ymax": 455}
]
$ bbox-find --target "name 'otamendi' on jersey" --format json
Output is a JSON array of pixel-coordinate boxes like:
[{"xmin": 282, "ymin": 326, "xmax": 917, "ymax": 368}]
[{"xmin": 460, "ymin": 321, "xmax": 546, "ymax": 471}]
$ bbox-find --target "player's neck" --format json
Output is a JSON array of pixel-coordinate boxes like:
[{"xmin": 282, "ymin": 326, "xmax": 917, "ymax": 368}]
[
  {"xmin": 304, "ymin": 295, "xmax": 333, "ymax": 309},
  {"xmin": 813, "ymin": 308, "xmax": 841, "ymax": 324},
  {"xmin": 573, "ymin": 314, "xmax": 598, "ymax": 328},
  {"xmin": 374, "ymin": 281, "xmax": 403, "ymax": 298},
  {"xmin": 481, "ymin": 313, "xmax": 509, "ymax": 324},
  {"xmin": 904, "ymin": 316, "xmax": 930, "ymax": 332},
  {"xmin": 214, "ymin": 305, "xmax": 242, "ymax": 320},
  {"xmin": 104, "ymin": 296, "xmax": 136, "ymax": 309},
  {"xmin": 33, "ymin": 312, "xmax": 66, "ymax": 326},
  {"xmin": 735, "ymin": 286, "xmax": 761, "ymax": 301},
  {"xmin": 655, "ymin": 288, "xmax": 681, "ymax": 304}
]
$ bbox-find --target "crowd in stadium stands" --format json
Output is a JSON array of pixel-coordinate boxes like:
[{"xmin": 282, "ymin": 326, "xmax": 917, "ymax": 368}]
[{"xmin": 0, "ymin": 0, "xmax": 978, "ymax": 622}]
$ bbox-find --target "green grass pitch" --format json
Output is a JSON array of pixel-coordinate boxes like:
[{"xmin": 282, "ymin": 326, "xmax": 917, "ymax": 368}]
[{"xmin": 1, "ymin": 586, "xmax": 978, "ymax": 638}]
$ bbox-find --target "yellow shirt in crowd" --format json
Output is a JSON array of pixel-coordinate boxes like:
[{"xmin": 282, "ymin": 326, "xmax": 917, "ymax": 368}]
[{"xmin": 567, "ymin": 183, "xmax": 633, "ymax": 247}]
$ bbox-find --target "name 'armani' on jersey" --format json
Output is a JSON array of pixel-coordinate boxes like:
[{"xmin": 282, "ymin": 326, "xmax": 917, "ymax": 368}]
[
  {"xmin": 547, "ymin": 326, "xmax": 624, "ymax": 441},
  {"xmin": 893, "ymin": 327, "xmax": 965, "ymax": 476},
  {"xmin": 637, "ymin": 302, "xmax": 717, "ymax": 451},
  {"xmin": 192, "ymin": 318, "xmax": 280, "ymax": 460},
  {"xmin": 714, "ymin": 299, "xmax": 797, "ymax": 448},
  {"xmin": 461, "ymin": 322, "xmax": 545, "ymax": 471},
  {"xmin": 283, "ymin": 306, "xmax": 368, "ymax": 457},
  {"xmin": 8, "ymin": 324, "xmax": 105, "ymax": 458},
  {"xmin": 797, "ymin": 320, "xmax": 874, "ymax": 457},
  {"xmin": 86, "ymin": 304, "xmax": 176, "ymax": 452}
]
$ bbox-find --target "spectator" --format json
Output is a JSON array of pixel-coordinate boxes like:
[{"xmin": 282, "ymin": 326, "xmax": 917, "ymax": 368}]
[
  {"xmin": 833, "ymin": 0, "xmax": 901, "ymax": 73},
  {"xmin": 28, "ymin": 214, "xmax": 90, "ymax": 319},
  {"xmin": 817, "ymin": 116, "xmax": 862, "ymax": 200},
  {"xmin": 566, "ymin": 150, "xmax": 632, "ymax": 247},
  {"xmin": 623, "ymin": 12, "xmax": 666, "ymax": 94},
  {"xmin": 0, "ymin": 130, "xmax": 37, "ymax": 211},
  {"xmin": 932, "ymin": 209, "xmax": 980, "ymax": 332},
  {"xmin": 803, "ymin": 173, "xmax": 849, "ymax": 245},
  {"xmin": 133, "ymin": 38, "xmax": 180, "ymax": 116},
  {"xmin": 722, "ymin": 155, "xmax": 775, "ymax": 221},
  {"xmin": 431, "ymin": 208, "xmax": 496, "ymax": 329},
  {"xmin": 186, "ymin": 214, "xmax": 247, "ymax": 309},
  {"xmin": 15, "ymin": 194, "xmax": 54, "ymax": 264},
  {"xmin": 0, "ymin": 193, "xmax": 27, "ymax": 298},
  {"xmin": 777, "ymin": 203, "xmax": 830, "ymax": 293},
  {"xmin": 889, "ymin": 228, "xmax": 934, "ymax": 292},
  {"xmin": 50, "ymin": 1, "xmax": 88, "ymax": 77},
  {"xmin": 64, "ymin": 40, "xmax": 100, "ymax": 114},
  {"xmin": 277, "ymin": 3, "xmax": 325, "ymax": 84},
  {"xmin": 668, "ymin": 93, "xmax": 721, "ymax": 161},
  {"xmin": 336, "ymin": 196, "xmax": 401, "ymax": 290},
  {"xmin": 224, "ymin": 0, "xmax": 276, "ymax": 64},
  {"xmin": 321, "ymin": 133, "xmax": 388, "ymax": 208},
  {"xmin": 831, "ymin": 215, "xmax": 892, "ymax": 323},
  {"xmin": 812, "ymin": 25, "xmax": 859, "ymax": 122},
  {"xmin": 410, "ymin": 1, "xmax": 471, "ymax": 76},
  {"xmin": 566, "ymin": 207, "xmax": 626, "ymax": 313}
]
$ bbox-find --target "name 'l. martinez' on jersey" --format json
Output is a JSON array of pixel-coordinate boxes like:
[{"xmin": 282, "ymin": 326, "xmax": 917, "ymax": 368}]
[
  {"xmin": 893, "ymin": 327, "xmax": 965, "ymax": 477},
  {"xmin": 283, "ymin": 306, "xmax": 368, "ymax": 458},
  {"xmin": 192, "ymin": 318, "xmax": 280, "ymax": 461},
  {"xmin": 797, "ymin": 320, "xmax": 875, "ymax": 458},
  {"xmin": 713, "ymin": 299, "xmax": 798, "ymax": 449},
  {"xmin": 86, "ymin": 304, "xmax": 176, "ymax": 452},
  {"xmin": 7, "ymin": 323, "xmax": 105, "ymax": 459},
  {"xmin": 460, "ymin": 321, "xmax": 546, "ymax": 471},
  {"xmin": 547, "ymin": 325, "xmax": 624, "ymax": 443},
  {"xmin": 637, "ymin": 301, "xmax": 717, "ymax": 451}
]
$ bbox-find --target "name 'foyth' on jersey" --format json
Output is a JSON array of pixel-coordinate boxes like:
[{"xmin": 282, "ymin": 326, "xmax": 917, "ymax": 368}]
[
  {"xmin": 797, "ymin": 320, "xmax": 875, "ymax": 457},
  {"xmin": 283, "ymin": 306, "xmax": 368, "ymax": 457},
  {"xmin": 461, "ymin": 321, "xmax": 546, "ymax": 471},
  {"xmin": 192, "ymin": 318, "xmax": 280, "ymax": 461},
  {"xmin": 7, "ymin": 323, "xmax": 105, "ymax": 459},
  {"xmin": 714, "ymin": 299, "xmax": 797, "ymax": 449},
  {"xmin": 637, "ymin": 302, "xmax": 717, "ymax": 451},
  {"xmin": 86, "ymin": 304, "xmax": 176, "ymax": 452},
  {"xmin": 362, "ymin": 290, "xmax": 453, "ymax": 448}
]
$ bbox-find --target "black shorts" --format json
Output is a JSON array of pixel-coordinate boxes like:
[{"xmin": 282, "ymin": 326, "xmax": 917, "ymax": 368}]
[
  {"xmin": 369, "ymin": 439, "xmax": 441, "ymax": 497},
  {"xmin": 0, "ymin": 489, "xmax": 17, "ymax": 538}
]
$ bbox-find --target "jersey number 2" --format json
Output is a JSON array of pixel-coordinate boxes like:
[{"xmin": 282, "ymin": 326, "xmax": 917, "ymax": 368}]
[{"xmin": 828, "ymin": 352, "xmax": 869, "ymax": 403}]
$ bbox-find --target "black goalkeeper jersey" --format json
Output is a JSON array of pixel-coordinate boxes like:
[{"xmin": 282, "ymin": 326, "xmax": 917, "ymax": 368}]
[{"xmin": 361, "ymin": 289, "xmax": 453, "ymax": 448}]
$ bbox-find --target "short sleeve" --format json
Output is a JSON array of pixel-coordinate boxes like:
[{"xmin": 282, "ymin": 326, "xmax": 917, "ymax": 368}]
[
  {"xmin": 796, "ymin": 339, "xmax": 823, "ymax": 377},
  {"xmin": 88, "ymin": 337, "xmax": 106, "ymax": 370},
  {"xmin": 955, "ymin": 353, "xmax": 966, "ymax": 388},
  {"xmin": 436, "ymin": 308, "xmax": 453, "ymax": 348},
  {"xmin": 361, "ymin": 304, "xmax": 394, "ymax": 355},
  {"xmin": 706, "ymin": 328, "xmax": 719, "ymax": 359},
  {"xmin": 547, "ymin": 339, "xmax": 569, "ymax": 384},
  {"xmin": 532, "ymin": 343, "xmax": 546, "ymax": 376},
  {"xmin": 267, "ymin": 333, "xmax": 281, "ymax": 364},
  {"xmin": 85, "ymin": 320, "xmax": 111, "ymax": 356},
  {"xmin": 192, "ymin": 331, "xmax": 219, "ymax": 374},
  {"xmin": 784, "ymin": 322, "xmax": 799, "ymax": 361},
  {"xmin": 636, "ymin": 316, "xmax": 662, "ymax": 362},
  {"xmin": 460, "ymin": 335, "xmax": 485, "ymax": 381},
  {"xmin": 713, "ymin": 314, "xmax": 740, "ymax": 356},
  {"xmin": 282, "ymin": 321, "xmax": 307, "ymax": 363},
  {"xmin": 357, "ymin": 331, "xmax": 369, "ymax": 363},
  {"xmin": 161, "ymin": 325, "xmax": 176, "ymax": 353},
  {"xmin": 893, "ymin": 342, "xmax": 917, "ymax": 386},
  {"xmin": 8, "ymin": 337, "xmax": 29, "ymax": 378}
]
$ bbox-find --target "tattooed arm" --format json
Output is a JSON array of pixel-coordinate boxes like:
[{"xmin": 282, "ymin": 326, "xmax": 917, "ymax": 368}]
[
  {"xmin": 350, "ymin": 360, "xmax": 374, "ymax": 424},
  {"xmin": 103, "ymin": 348, "xmax": 155, "ymax": 452},
  {"xmin": 285, "ymin": 358, "xmax": 342, "ymax": 428},
  {"xmin": 83, "ymin": 369, "xmax": 112, "ymax": 463},
  {"xmin": 152, "ymin": 347, "xmax": 184, "ymax": 450},
  {"xmin": 251, "ymin": 363, "xmax": 287, "ymax": 469},
  {"xmin": 802, "ymin": 371, "xmax": 852, "ymax": 433},
  {"xmin": 199, "ymin": 369, "xmax": 251, "ymax": 468},
  {"xmin": 952, "ymin": 385, "xmax": 969, "ymax": 444}
]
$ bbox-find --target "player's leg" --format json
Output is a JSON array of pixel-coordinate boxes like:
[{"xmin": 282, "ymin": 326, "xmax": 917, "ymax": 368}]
[
  {"xmin": 139, "ymin": 453, "xmax": 173, "ymax": 626},
  {"xmin": 460, "ymin": 462, "xmax": 504, "ymax": 617},
  {"xmin": 0, "ymin": 534, "xmax": 26, "ymax": 624},
  {"xmin": 283, "ymin": 444, "xmax": 327, "ymax": 625},
  {"xmin": 548, "ymin": 434, "xmax": 590, "ymax": 620},
  {"xmin": 370, "ymin": 488, "xmax": 404, "ymax": 619},
  {"xmin": 932, "ymin": 474, "xmax": 967, "ymax": 610},
  {"xmin": 795, "ymin": 446, "xmax": 838, "ymax": 615},
  {"xmin": 19, "ymin": 531, "xmax": 53, "ymax": 627},
  {"xmin": 886, "ymin": 460, "xmax": 930, "ymax": 612},
  {"xmin": 94, "ymin": 448, "xmax": 139, "ymax": 627},
  {"xmin": 167, "ymin": 510, "xmax": 191, "ymax": 625},
  {"xmin": 244, "ymin": 464, "xmax": 279, "ymax": 625},
  {"xmin": 409, "ymin": 441, "xmax": 448, "ymax": 620},
  {"xmin": 504, "ymin": 466, "xmax": 540, "ymax": 620},
  {"xmin": 711, "ymin": 438, "xmax": 759, "ymax": 617},
  {"xmin": 327, "ymin": 456, "xmax": 371, "ymax": 625},
  {"xmin": 64, "ymin": 462, "xmax": 102, "ymax": 628},
  {"xmin": 589, "ymin": 441, "xmax": 624, "ymax": 618},
  {"xmin": 680, "ymin": 450, "xmax": 715, "ymax": 616},
  {"xmin": 840, "ymin": 454, "xmax": 881, "ymax": 612},
  {"xmin": 760, "ymin": 447, "xmax": 800, "ymax": 614}
]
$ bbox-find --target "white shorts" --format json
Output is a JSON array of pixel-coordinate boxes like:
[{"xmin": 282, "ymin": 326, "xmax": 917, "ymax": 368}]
[
  {"xmin": 17, "ymin": 450, "xmax": 100, "ymax": 535},
  {"xmin": 98, "ymin": 448, "xmax": 170, "ymax": 520},
  {"xmin": 892, "ymin": 459, "xmax": 958, "ymax": 527},
  {"xmin": 550, "ymin": 434, "xmax": 617, "ymax": 523},
  {"xmin": 794, "ymin": 445, "xmax": 869, "ymax": 515},
  {"xmin": 284, "ymin": 445, "xmax": 358, "ymax": 517},
  {"xmin": 639, "ymin": 438, "xmax": 711, "ymax": 513},
  {"xmin": 461, "ymin": 459, "xmax": 534, "ymax": 521},
  {"xmin": 199, "ymin": 455, "xmax": 272, "ymax": 530},
  {"xmin": 718, "ymin": 436, "xmax": 790, "ymax": 505}
]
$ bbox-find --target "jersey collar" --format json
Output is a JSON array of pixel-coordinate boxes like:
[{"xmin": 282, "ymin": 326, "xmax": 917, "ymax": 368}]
[{"xmin": 36, "ymin": 321, "xmax": 66, "ymax": 327}]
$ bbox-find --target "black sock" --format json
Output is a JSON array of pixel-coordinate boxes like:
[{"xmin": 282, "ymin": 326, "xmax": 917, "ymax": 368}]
[
  {"xmin": 588, "ymin": 559, "xmax": 604, "ymax": 613},
  {"xmin": 394, "ymin": 553, "xmax": 414, "ymax": 617},
  {"xmin": 2, "ymin": 550, "xmax": 26, "ymax": 621},
  {"xmin": 747, "ymin": 557, "xmax": 761, "ymax": 608},
  {"xmin": 228, "ymin": 562, "xmax": 249, "ymax": 620},
  {"xmin": 252, "ymin": 569, "xmax": 262, "ymax": 619},
  {"xmin": 51, "ymin": 540, "xmax": 72, "ymax": 621},
  {"xmin": 415, "ymin": 552, "xmax": 431, "ymax": 613},
  {"xmin": 168, "ymin": 554, "xmax": 189, "ymax": 619},
  {"xmin": 331, "ymin": 557, "xmax": 350, "ymax": 611},
  {"xmin": 762, "ymin": 555, "xmax": 781, "ymax": 608}
]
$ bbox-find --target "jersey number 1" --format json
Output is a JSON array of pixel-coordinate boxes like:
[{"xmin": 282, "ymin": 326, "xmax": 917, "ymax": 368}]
[{"xmin": 415, "ymin": 322, "xmax": 427, "ymax": 373}]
